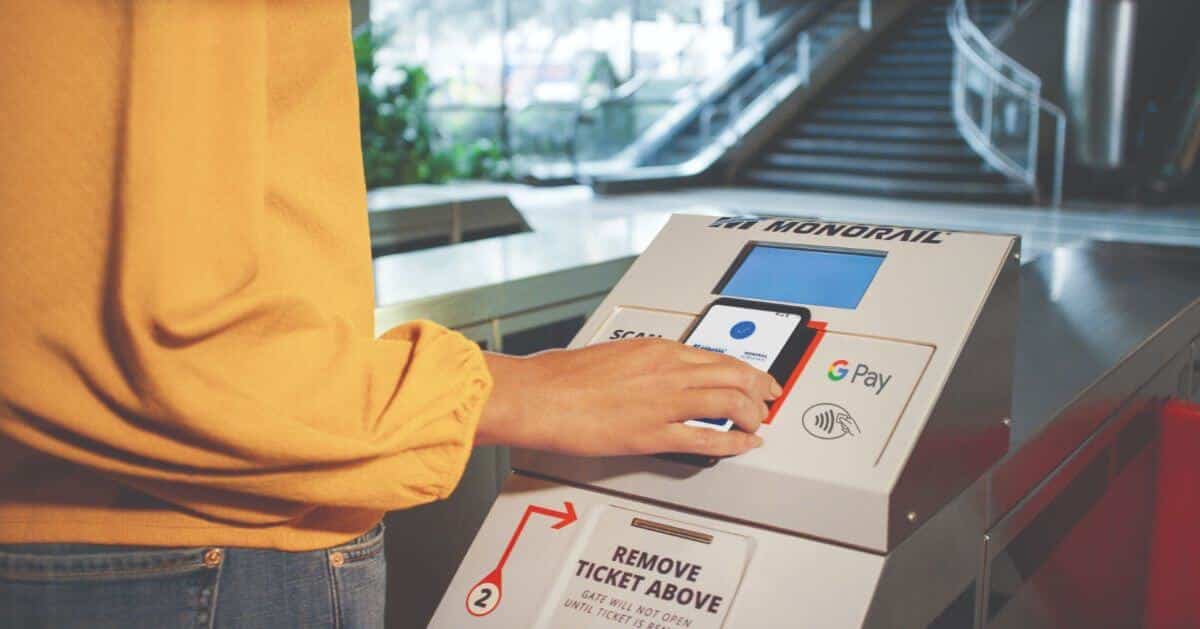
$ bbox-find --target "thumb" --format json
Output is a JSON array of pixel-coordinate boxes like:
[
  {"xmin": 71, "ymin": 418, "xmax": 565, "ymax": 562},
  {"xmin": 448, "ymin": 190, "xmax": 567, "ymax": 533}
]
[{"xmin": 662, "ymin": 424, "xmax": 763, "ymax": 457}]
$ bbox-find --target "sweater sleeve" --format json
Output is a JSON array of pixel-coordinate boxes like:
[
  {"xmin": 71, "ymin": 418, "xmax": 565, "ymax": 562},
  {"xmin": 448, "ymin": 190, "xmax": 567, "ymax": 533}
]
[
  {"xmin": 0, "ymin": 0, "xmax": 494, "ymax": 525},
  {"xmin": 8, "ymin": 319, "xmax": 492, "ymax": 524}
]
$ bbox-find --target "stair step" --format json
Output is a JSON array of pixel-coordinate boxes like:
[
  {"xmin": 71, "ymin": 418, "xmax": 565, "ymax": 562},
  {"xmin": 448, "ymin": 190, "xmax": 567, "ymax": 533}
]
[
  {"xmin": 811, "ymin": 108, "xmax": 954, "ymax": 126},
  {"xmin": 888, "ymin": 40, "xmax": 953, "ymax": 52},
  {"xmin": 905, "ymin": 26, "xmax": 956, "ymax": 38},
  {"xmin": 758, "ymin": 152, "xmax": 1004, "ymax": 180},
  {"xmin": 862, "ymin": 65, "xmax": 952, "ymax": 80},
  {"xmin": 915, "ymin": 16, "xmax": 953, "ymax": 27},
  {"xmin": 914, "ymin": 15, "xmax": 963, "ymax": 25},
  {"xmin": 845, "ymin": 79, "xmax": 951, "ymax": 95},
  {"xmin": 918, "ymin": 7, "xmax": 1009, "ymax": 22},
  {"xmin": 742, "ymin": 169, "xmax": 1032, "ymax": 202},
  {"xmin": 774, "ymin": 137, "xmax": 978, "ymax": 160},
  {"xmin": 829, "ymin": 93, "xmax": 951, "ymax": 109},
  {"xmin": 876, "ymin": 52, "xmax": 953, "ymax": 65},
  {"xmin": 909, "ymin": 8, "xmax": 1012, "ymax": 32},
  {"xmin": 709, "ymin": 1, "xmax": 1031, "ymax": 205},
  {"xmin": 792, "ymin": 122, "xmax": 961, "ymax": 141},
  {"xmin": 898, "ymin": 34, "xmax": 954, "ymax": 46}
]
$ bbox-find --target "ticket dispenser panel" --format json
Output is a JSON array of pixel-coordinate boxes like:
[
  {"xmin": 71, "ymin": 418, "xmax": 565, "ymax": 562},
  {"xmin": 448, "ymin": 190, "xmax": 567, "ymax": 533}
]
[
  {"xmin": 517, "ymin": 214, "xmax": 1018, "ymax": 552},
  {"xmin": 430, "ymin": 214, "xmax": 1018, "ymax": 629},
  {"xmin": 436, "ymin": 475, "xmax": 886, "ymax": 628}
]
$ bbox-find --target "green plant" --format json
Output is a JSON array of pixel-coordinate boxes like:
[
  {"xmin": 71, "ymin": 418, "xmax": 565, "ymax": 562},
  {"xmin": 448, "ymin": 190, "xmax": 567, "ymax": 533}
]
[
  {"xmin": 354, "ymin": 28, "xmax": 511, "ymax": 188},
  {"xmin": 448, "ymin": 138, "xmax": 513, "ymax": 181},
  {"xmin": 355, "ymin": 28, "xmax": 452, "ymax": 187}
]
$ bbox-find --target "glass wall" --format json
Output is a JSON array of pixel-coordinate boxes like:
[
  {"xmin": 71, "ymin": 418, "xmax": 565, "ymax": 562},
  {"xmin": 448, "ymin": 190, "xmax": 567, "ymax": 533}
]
[
  {"xmin": 370, "ymin": 0, "xmax": 735, "ymax": 177},
  {"xmin": 372, "ymin": 0, "xmax": 504, "ymax": 148}
]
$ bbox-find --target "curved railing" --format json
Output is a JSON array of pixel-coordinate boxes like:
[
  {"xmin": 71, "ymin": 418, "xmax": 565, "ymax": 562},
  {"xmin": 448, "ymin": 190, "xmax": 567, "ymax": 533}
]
[{"xmin": 947, "ymin": 0, "xmax": 1066, "ymax": 206}]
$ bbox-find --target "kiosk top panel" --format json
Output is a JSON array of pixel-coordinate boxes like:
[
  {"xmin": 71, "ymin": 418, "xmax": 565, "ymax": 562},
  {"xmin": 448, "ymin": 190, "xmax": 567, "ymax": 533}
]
[{"xmin": 517, "ymin": 214, "xmax": 1019, "ymax": 551}]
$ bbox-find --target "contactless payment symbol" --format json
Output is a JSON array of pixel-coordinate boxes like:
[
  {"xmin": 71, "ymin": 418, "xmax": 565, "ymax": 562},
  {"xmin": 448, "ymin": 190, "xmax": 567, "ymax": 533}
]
[
  {"xmin": 729, "ymin": 320, "xmax": 756, "ymax": 339},
  {"xmin": 827, "ymin": 359, "xmax": 850, "ymax": 381},
  {"xmin": 802, "ymin": 403, "xmax": 861, "ymax": 439}
]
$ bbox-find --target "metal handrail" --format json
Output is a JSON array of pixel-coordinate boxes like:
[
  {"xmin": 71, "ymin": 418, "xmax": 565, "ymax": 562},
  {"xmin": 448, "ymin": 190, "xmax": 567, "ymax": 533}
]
[
  {"xmin": 560, "ymin": 2, "xmax": 816, "ymax": 176},
  {"xmin": 607, "ymin": 0, "xmax": 843, "ymax": 167},
  {"xmin": 708, "ymin": 43, "xmax": 799, "ymax": 138},
  {"xmin": 947, "ymin": 0, "xmax": 1065, "ymax": 206},
  {"xmin": 526, "ymin": 1, "xmax": 774, "ymax": 179},
  {"xmin": 569, "ymin": 74, "xmax": 655, "ymax": 173}
]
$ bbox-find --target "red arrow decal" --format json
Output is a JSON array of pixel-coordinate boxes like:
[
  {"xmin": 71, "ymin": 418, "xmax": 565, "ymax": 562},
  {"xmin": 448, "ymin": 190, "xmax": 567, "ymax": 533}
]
[
  {"xmin": 466, "ymin": 501, "xmax": 577, "ymax": 617},
  {"xmin": 496, "ymin": 501, "xmax": 576, "ymax": 573}
]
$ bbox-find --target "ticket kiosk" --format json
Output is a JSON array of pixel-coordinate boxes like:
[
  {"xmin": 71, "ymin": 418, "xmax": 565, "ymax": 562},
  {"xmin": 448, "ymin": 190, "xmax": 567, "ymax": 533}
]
[
  {"xmin": 420, "ymin": 205, "xmax": 1200, "ymax": 624},
  {"xmin": 428, "ymin": 213, "xmax": 1027, "ymax": 628},
  {"xmin": 422, "ymin": 208, "xmax": 1022, "ymax": 624}
]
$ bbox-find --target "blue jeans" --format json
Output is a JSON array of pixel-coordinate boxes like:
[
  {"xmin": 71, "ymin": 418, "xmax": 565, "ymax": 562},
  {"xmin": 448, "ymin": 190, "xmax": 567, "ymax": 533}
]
[{"xmin": 0, "ymin": 523, "xmax": 386, "ymax": 628}]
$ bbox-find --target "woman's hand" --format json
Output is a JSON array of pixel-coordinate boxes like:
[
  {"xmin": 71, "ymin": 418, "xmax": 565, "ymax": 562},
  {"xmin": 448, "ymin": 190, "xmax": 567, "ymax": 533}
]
[{"xmin": 476, "ymin": 339, "xmax": 781, "ymax": 457}]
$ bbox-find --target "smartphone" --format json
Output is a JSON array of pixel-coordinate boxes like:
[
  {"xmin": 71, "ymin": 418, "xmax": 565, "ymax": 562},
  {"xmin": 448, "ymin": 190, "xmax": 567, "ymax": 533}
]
[{"xmin": 681, "ymin": 298, "xmax": 814, "ymax": 432}]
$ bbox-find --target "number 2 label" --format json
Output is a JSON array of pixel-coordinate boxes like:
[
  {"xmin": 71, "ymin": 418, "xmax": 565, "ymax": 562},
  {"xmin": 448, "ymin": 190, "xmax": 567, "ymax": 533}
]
[{"xmin": 466, "ymin": 581, "xmax": 501, "ymax": 616}]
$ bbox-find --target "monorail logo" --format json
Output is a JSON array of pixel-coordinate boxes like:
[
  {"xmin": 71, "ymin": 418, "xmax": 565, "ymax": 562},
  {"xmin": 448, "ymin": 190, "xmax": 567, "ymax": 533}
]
[{"xmin": 707, "ymin": 217, "xmax": 948, "ymax": 244}]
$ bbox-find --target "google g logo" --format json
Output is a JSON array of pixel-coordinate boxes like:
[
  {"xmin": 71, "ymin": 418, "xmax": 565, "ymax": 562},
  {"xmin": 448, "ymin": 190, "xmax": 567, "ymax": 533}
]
[{"xmin": 828, "ymin": 359, "xmax": 850, "ymax": 381}]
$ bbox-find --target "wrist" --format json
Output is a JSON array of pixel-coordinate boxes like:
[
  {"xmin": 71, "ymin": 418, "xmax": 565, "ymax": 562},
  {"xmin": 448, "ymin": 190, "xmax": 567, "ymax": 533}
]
[{"xmin": 477, "ymin": 352, "xmax": 549, "ymax": 448}]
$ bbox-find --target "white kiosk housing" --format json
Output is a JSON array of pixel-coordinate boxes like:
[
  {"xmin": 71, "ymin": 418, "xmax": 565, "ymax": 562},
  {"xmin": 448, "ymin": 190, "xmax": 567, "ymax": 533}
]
[{"xmin": 428, "ymin": 214, "xmax": 1200, "ymax": 628}]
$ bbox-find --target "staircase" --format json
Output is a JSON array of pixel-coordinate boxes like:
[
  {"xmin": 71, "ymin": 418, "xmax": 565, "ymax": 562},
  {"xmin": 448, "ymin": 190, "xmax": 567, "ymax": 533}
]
[
  {"xmin": 741, "ymin": 1, "xmax": 1032, "ymax": 203},
  {"xmin": 644, "ymin": 1, "xmax": 859, "ymax": 167}
]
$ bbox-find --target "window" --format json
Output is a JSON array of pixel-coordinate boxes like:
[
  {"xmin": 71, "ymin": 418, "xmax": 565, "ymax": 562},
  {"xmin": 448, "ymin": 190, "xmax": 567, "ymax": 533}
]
[{"xmin": 369, "ymin": 0, "xmax": 735, "ymax": 176}]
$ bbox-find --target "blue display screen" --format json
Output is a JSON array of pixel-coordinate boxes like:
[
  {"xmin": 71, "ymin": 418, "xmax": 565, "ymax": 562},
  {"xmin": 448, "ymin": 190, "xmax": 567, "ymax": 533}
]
[{"xmin": 718, "ymin": 244, "xmax": 885, "ymax": 309}]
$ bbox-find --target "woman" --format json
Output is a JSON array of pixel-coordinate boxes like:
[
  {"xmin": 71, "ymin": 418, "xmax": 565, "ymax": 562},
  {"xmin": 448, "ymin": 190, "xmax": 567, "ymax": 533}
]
[{"xmin": 0, "ymin": 2, "xmax": 775, "ymax": 626}]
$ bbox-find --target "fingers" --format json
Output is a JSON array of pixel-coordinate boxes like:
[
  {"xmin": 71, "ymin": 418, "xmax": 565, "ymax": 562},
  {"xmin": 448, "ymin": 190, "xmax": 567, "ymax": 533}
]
[
  {"xmin": 670, "ymin": 388, "xmax": 768, "ymax": 434},
  {"xmin": 616, "ymin": 340, "xmax": 782, "ymax": 395},
  {"xmin": 670, "ymin": 342, "xmax": 782, "ymax": 395},
  {"xmin": 662, "ymin": 424, "xmax": 764, "ymax": 457},
  {"xmin": 675, "ymin": 342, "xmax": 738, "ymax": 365},
  {"xmin": 669, "ymin": 362, "xmax": 781, "ymax": 403}
]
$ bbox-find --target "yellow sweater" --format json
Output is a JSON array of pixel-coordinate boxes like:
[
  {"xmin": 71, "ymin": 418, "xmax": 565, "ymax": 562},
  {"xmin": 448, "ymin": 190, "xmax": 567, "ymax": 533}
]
[{"xmin": 0, "ymin": 2, "xmax": 492, "ymax": 550}]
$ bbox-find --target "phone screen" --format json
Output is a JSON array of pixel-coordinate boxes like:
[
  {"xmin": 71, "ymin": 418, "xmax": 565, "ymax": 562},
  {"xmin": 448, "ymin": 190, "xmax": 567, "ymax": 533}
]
[{"xmin": 682, "ymin": 303, "xmax": 806, "ymax": 431}]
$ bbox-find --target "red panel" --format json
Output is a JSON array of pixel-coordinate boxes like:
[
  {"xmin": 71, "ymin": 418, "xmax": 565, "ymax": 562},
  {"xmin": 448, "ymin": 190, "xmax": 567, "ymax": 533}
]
[{"xmin": 1145, "ymin": 399, "xmax": 1200, "ymax": 629}]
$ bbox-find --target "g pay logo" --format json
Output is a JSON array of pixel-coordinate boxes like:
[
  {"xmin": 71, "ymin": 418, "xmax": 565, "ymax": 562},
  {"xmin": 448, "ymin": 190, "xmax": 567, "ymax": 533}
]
[
  {"xmin": 827, "ymin": 360, "xmax": 893, "ymax": 395},
  {"xmin": 827, "ymin": 359, "xmax": 850, "ymax": 381}
]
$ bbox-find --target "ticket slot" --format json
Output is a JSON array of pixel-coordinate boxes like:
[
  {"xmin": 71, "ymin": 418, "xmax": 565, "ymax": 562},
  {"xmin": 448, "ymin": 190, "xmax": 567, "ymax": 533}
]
[{"xmin": 630, "ymin": 518, "xmax": 714, "ymax": 545}]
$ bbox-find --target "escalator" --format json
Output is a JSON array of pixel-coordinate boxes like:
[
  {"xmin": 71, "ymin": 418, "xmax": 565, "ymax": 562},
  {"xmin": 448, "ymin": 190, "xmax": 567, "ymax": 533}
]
[
  {"xmin": 739, "ymin": 0, "xmax": 1032, "ymax": 203},
  {"xmin": 642, "ymin": 1, "xmax": 859, "ymax": 167},
  {"xmin": 520, "ymin": 1, "xmax": 840, "ymax": 187}
]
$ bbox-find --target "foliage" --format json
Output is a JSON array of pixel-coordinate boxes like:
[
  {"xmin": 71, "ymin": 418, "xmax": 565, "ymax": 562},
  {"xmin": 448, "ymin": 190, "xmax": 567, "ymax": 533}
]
[
  {"xmin": 354, "ymin": 27, "xmax": 510, "ymax": 188},
  {"xmin": 447, "ymin": 138, "xmax": 513, "ymax": 181}
]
